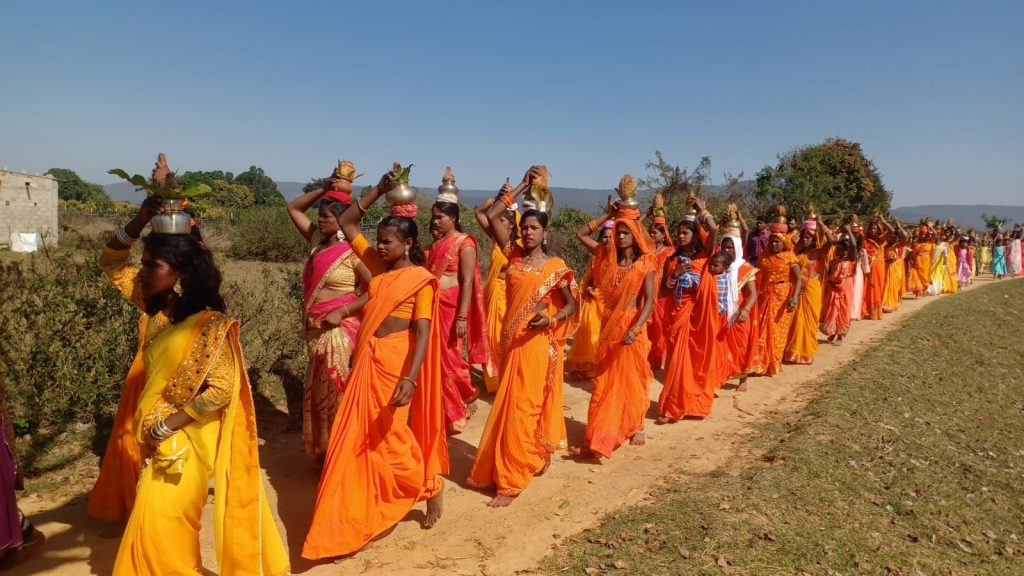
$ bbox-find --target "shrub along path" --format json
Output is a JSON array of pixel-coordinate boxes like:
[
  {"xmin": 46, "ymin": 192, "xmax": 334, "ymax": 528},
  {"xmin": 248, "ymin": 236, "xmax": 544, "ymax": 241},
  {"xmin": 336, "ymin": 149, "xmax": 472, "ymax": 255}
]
[{"xmin": 17, "ymin": 277, "xmax": 1022, "ymax": 575}]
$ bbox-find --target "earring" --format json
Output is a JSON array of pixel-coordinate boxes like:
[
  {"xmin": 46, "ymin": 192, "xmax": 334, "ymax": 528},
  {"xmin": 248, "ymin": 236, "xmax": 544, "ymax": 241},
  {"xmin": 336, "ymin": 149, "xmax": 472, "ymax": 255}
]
[
  {"xmin": 173, "ymin": 279, "xmax": 183, "ymax": 296},
  {"xmin": 404, "ymin": 246, "xmax": 410, "ymax": 258},
  {"xmin": 336, "ymin": 230, "xmax": 345, "ymax": 242}
]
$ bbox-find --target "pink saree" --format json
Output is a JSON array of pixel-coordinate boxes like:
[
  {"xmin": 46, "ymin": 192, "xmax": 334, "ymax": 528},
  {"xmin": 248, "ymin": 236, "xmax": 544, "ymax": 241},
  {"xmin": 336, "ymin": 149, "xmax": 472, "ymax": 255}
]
[
  {"xmin": 302, "ymin": 241, "xmax": 361, "ymax": 457},
  {"xmin": 427, "ymin": 232, "xmax": 494, "ymax": 431}
]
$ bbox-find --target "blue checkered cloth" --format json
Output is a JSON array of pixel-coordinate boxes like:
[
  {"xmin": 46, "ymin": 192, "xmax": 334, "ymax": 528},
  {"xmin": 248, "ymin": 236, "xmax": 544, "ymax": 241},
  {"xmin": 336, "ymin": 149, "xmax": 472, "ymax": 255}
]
[
  {"xmin": 715, "ymin": 273, "xmax": 730, "ymax": 314},
  {"xmin": 673, "ymin": 256, "xmax": 701, "ymax": 303}
]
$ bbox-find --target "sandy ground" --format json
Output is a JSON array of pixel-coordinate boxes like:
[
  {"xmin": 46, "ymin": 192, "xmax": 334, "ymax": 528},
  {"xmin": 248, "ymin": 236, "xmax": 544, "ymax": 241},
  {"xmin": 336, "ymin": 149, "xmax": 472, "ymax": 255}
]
[{"xmin": 18, "ymin": 279, "xmax": 1001, "ymax": 575}]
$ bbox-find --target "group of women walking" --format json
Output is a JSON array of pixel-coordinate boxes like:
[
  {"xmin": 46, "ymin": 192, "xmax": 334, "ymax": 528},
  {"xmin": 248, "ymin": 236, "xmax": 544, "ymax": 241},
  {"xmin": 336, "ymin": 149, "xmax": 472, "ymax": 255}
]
[{"xmin": 6, "ymin": 155, "xmax": 1017, "ymax": 574}]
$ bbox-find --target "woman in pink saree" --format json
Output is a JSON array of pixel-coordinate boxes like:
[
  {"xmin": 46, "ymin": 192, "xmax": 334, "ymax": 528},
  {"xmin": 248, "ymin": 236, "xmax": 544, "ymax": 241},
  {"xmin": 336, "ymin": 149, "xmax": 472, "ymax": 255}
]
[
  {"xmin": 288, "ymin": 161, "xmax": 371, "ymax": 462},
  {"xmin": 427, "ymin": 168, "xmax": 494, "ymax": 434}
]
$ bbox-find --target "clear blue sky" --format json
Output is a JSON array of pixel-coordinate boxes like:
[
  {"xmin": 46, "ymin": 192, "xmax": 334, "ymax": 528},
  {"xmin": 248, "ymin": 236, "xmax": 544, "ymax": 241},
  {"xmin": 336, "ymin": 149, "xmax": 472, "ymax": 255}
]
[{"xmin": 2, "ymin": 0, "xmax": 1021, "ymax": 206}]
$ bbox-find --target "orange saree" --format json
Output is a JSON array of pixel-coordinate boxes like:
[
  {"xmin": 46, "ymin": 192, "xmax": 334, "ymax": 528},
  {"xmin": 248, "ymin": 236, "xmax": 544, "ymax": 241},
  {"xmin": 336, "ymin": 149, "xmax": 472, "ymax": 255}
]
[
  {"xmin": 722, "ymin": 262, "xmax": 762, "ymax": 378},
  {"xmin": 658, "ymin": 258, "xmax": 721, "ymax": 419},
  {"xmin": 907, "ymin": 240, "xmax": 933, "ymax": 296},
  {"xmin": 303, "ymin": 256, "xmax": 447, "ymax": 559},
  {"xmin": 584, "ymin": 228, "xmax": 657, "ymax": 458},
  {"xmin": 647, "ymin": 246, "xmax": 675, "ymax": 369},
  {"xmin": 755, "ymin": 247, "xmax": 798, "ymax": 376},
  {"xmin": 468, "ymin": 252, "xmax": 578, "ymax": 496},
  {"xmin": 89, "ymin": 247, "xmax": 164, "ymax": 522},
  {"xmin": 861, "ymin": 237, "xmax": 886, "ymax": 319}
]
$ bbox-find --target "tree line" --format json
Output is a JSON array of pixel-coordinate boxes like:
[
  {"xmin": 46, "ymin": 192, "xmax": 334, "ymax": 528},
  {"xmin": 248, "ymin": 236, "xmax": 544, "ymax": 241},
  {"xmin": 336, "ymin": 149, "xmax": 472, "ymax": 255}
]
[{"xmin": 49, "ymin": 137, "xmax": 897, "ymax": 222}]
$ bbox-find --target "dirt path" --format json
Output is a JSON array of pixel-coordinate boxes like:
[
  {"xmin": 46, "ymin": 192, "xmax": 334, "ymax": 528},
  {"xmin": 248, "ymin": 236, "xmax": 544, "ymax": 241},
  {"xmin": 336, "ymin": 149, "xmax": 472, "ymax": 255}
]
[{"xmin": 18, "ymin": 280, "xmax": 1002, "ymax": 575}]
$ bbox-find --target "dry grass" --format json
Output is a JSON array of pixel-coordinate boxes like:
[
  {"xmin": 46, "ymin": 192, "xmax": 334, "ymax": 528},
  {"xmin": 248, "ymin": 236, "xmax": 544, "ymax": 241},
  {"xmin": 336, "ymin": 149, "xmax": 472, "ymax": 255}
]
[{"xmin": 541, "ymin": 279, "xmax": 1024, "ymax": 575}]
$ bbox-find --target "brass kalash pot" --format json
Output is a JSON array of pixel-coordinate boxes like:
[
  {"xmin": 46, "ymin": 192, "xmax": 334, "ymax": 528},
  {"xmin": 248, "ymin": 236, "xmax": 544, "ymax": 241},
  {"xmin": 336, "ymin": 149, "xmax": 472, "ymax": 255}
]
[
  {"xmin": 385, "ymin": 162, "xmax": 418, "ymax": 207},
  {"xmin": 108, "ymin": 153, "xmax": 211, "ymax": 235}
]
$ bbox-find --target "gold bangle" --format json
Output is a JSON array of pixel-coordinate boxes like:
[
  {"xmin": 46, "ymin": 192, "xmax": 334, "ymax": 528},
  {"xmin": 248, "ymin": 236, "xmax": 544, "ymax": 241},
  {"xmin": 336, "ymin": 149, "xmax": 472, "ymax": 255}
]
[
  {"xmin": 499, "ymin": 193, "xmax": 515, "ymax": 208},
  {"xmin": 587, "ymin": 220, "xmax": 599, "ymax": 234},
  {"xmin": 484, "ymin": 198, "xmax": 495, "ymax": 208},
  {"xmin": 356, "ymin": 197, "xmax": 369, "ymax": 213}
]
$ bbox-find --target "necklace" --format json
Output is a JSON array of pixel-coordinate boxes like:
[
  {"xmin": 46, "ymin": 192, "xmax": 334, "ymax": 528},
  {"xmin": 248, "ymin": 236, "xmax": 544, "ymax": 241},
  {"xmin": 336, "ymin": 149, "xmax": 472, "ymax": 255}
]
[{"xmin": 614, "ymin": 256, "xmax": 635, "ymax": 287}]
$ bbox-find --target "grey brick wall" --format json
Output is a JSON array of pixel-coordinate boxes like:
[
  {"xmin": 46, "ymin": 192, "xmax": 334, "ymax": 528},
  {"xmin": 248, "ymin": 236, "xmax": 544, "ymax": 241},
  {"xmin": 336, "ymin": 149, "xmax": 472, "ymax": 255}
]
[{"xmin": 0, "ymin": 169, "xmax": 59, "ymax": 246}]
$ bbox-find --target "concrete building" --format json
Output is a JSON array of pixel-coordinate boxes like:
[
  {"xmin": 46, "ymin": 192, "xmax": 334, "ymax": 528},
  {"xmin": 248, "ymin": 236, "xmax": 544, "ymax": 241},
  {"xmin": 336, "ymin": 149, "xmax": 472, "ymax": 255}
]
[{"xmin": 0, "ymin": 168, "xmax": 59, "ymax": 248}]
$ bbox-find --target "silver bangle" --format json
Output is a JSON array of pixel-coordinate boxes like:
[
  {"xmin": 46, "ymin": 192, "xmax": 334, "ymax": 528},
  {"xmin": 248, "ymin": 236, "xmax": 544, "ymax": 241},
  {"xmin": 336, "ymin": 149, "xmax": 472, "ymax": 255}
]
[
  {"xmin": 150, "ymin": 420, "xmax": 174, "ymax": 442},
  {"xmin": 116, "ymin": 226, "xmax": 138, "ymax": 246}
]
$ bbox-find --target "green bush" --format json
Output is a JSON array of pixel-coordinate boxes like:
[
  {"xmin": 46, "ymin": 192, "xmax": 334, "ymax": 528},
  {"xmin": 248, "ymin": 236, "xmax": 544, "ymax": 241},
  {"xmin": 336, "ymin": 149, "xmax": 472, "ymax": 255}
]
[
  {"xmin": 227, "ymin": 207, "xmax": 307, "ymax": 262},
  {"xmin": 0, "ymin": 253, "xmax": 137, "ymax": 471}
]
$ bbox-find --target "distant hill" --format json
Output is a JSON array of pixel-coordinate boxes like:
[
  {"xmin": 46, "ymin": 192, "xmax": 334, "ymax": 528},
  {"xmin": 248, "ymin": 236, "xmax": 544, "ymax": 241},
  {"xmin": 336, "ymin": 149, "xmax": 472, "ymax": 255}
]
[{"xmin": 891, "ymin": 205, "xmax": 1024, "ymax": 229}]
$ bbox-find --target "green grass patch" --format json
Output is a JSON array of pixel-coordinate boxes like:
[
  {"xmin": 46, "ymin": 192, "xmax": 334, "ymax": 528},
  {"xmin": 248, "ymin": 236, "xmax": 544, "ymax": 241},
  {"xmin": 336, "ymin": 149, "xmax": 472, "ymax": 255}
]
[{"xmin": 541, "ymin": 280, "xmax": 1024, "ymax": 575}]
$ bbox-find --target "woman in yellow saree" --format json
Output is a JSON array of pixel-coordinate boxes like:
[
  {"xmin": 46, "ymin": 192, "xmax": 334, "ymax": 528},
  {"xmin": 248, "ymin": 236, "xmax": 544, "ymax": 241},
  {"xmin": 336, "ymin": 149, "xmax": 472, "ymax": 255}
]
[
  {"xmin": 475, "ymin": 188, "xmax": 521, "ymax": 393},
  {"xmin": 565, "ymin": 221, "xmax": 612, "ymax": 379},
  {"xmin": 108, "ymin": 197, "xmax": 289, "ymax": 576},
  {"xmin": 783, "ymin": 216, "xmax": 834, "ymax": 365},
  {"xmin": 881, "ymin": 220, "xmax": 910, "ymax": 313},
  {"xmin": 907, "ymin": 224, "xmax": 934, "ymax": 297},
  {"xmin": 469, "ymin": 167, "xmax": 579, "ymax": 507}
]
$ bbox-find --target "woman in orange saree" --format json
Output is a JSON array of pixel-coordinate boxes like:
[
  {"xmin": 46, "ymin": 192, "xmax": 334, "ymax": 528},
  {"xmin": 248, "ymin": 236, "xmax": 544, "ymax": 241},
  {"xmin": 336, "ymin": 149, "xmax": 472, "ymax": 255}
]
[
  {"xmin": 571, "ymin": 177, "xmax": 657, "ymax": 458},
  {"xmin": 287, "ymin": 164, "xmax": 371, "ymax": 461},
  {"xmin": 469, "ymin": 167, "xmax": 579, "ymax": 507},
  {"xmin": 860, "ymin": 217, "xmax": 894, "ymax": 320},
  {"xmin": 784, "ymin": 216, "xmax": 835, "ymax": 365},
  {"xmin": 108, "ymin": 198, "xmax": 288, "ymax": 576},
  {"xmin": 907, "ymin": 224, "xmax": 934, "ymax": 297},
  {"xmin": 475, "ymin": 190, "xmax": 521, "ymax": 393},
  {"xmin": 754, "ymin": 210, "xmax": 803, "ymax": 377},
  {"xmin": 303, "ymin": 174, "xmax": 448, "ymax": 559},
  {"xmin": 821, "ymin": 229, "xmax": 858, "ymax": 343},
  {"xmin": 428, "ymin": 171, "xmax": 494, "ymax": 434},
  {"xmin": 657, "ymin": 197, "xmax": 722, "ymax": 421},
  {"xmin": 565, "ymin": 222, "xmax": 612, "ymax": 379},
  {"xmin": 647, "ymin": 216, "xmax": 675, "ymax": 370},
  {"xmin": 881, "ymin": 220, "xmax": 910, "ymax": 313},
  {"xmin": 718, "ymin": 231, "xmax": 762, "ymax": 391}
]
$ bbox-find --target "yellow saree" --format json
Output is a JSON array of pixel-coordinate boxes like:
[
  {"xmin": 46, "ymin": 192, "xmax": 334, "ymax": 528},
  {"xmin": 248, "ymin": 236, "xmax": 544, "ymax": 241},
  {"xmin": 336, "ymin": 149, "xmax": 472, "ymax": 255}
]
[
  {"xmin": 483, "ymin": 242, "xmax": 510, "ymax": 392},
  {"xmin": 113, "ymin": 311, "xmax": 289, "ymax": 576}
]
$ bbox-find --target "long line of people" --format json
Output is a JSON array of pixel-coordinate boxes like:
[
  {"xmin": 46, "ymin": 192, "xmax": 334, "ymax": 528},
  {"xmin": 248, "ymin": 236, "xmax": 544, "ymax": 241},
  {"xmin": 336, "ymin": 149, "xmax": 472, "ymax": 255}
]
[{"xmin": 6, "ymin": 155, "xmax": 1019, "ymax": 573}]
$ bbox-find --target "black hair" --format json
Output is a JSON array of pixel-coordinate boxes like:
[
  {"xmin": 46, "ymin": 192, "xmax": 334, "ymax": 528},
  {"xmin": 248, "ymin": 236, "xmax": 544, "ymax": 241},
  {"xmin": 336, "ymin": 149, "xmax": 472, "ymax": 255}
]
[
  {"xmin": 378, "ymin": 215, "xmax": 426, "ymax": 266},
  {"xmin": 837, "ymin": 235, "xmax": 857, "ymax": 259},
  {"xmin": 613, "ymin": 221, "xmax": 643, "ymax": 262},
  {"xmin": 502, "ymin": 209, "xmax": 519, "ymax": 242},
  {"xmin": 795, "ymin": 227, "xmax": 816, "ymax": 254},
  {"xmin": 673, "ymin": 220, "xmax": 705, "ymax": 257},
  {"xmin": 520, "ymin": 209, "xmax": 550, "ymax": 254},
  {"xmin": 143, "ymin": 228, "xmax": 226, "ymax": 324},
  {"xmin": 432, "ymin": 201, "xmax": 465, "ymax": 233},
  {"xmin": 320, "ymin": 197, "xmax": 349, "ymax": 219},
  {"xmin": 650, "ymin": 222, "xmax": 670, "ymax": 245},
  {"xmin": 710, "ymin": 250, "xmax": 734, "ymax": 269}
]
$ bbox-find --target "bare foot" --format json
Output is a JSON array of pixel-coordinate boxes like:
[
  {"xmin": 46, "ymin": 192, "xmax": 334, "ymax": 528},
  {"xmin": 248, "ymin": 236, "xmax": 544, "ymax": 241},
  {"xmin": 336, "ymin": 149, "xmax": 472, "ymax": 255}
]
[
  {"xmin": 736, "ymin": 378, "xmax": 749, "ymax": 392},
  {"xmin": 466, "ymin": 400, "xmax": 479, "ymax": 419},
  {"xmin": 424, "ymin": 491, "xmax": 444, "ymax": 528},
  {"xmin": 655, "ymin": 416, "xmax": 671, "ymax": 425},
  {"xmin": 630, "ymin": 430, "xmax": 646, "ymax": 446},
  {"xmin": 487, "ymin": 494, "xmax": 516, "ymax": 508},
  {"xmin": 568, "ymin": 445, "xmax": 597, "ymax": 459}
]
